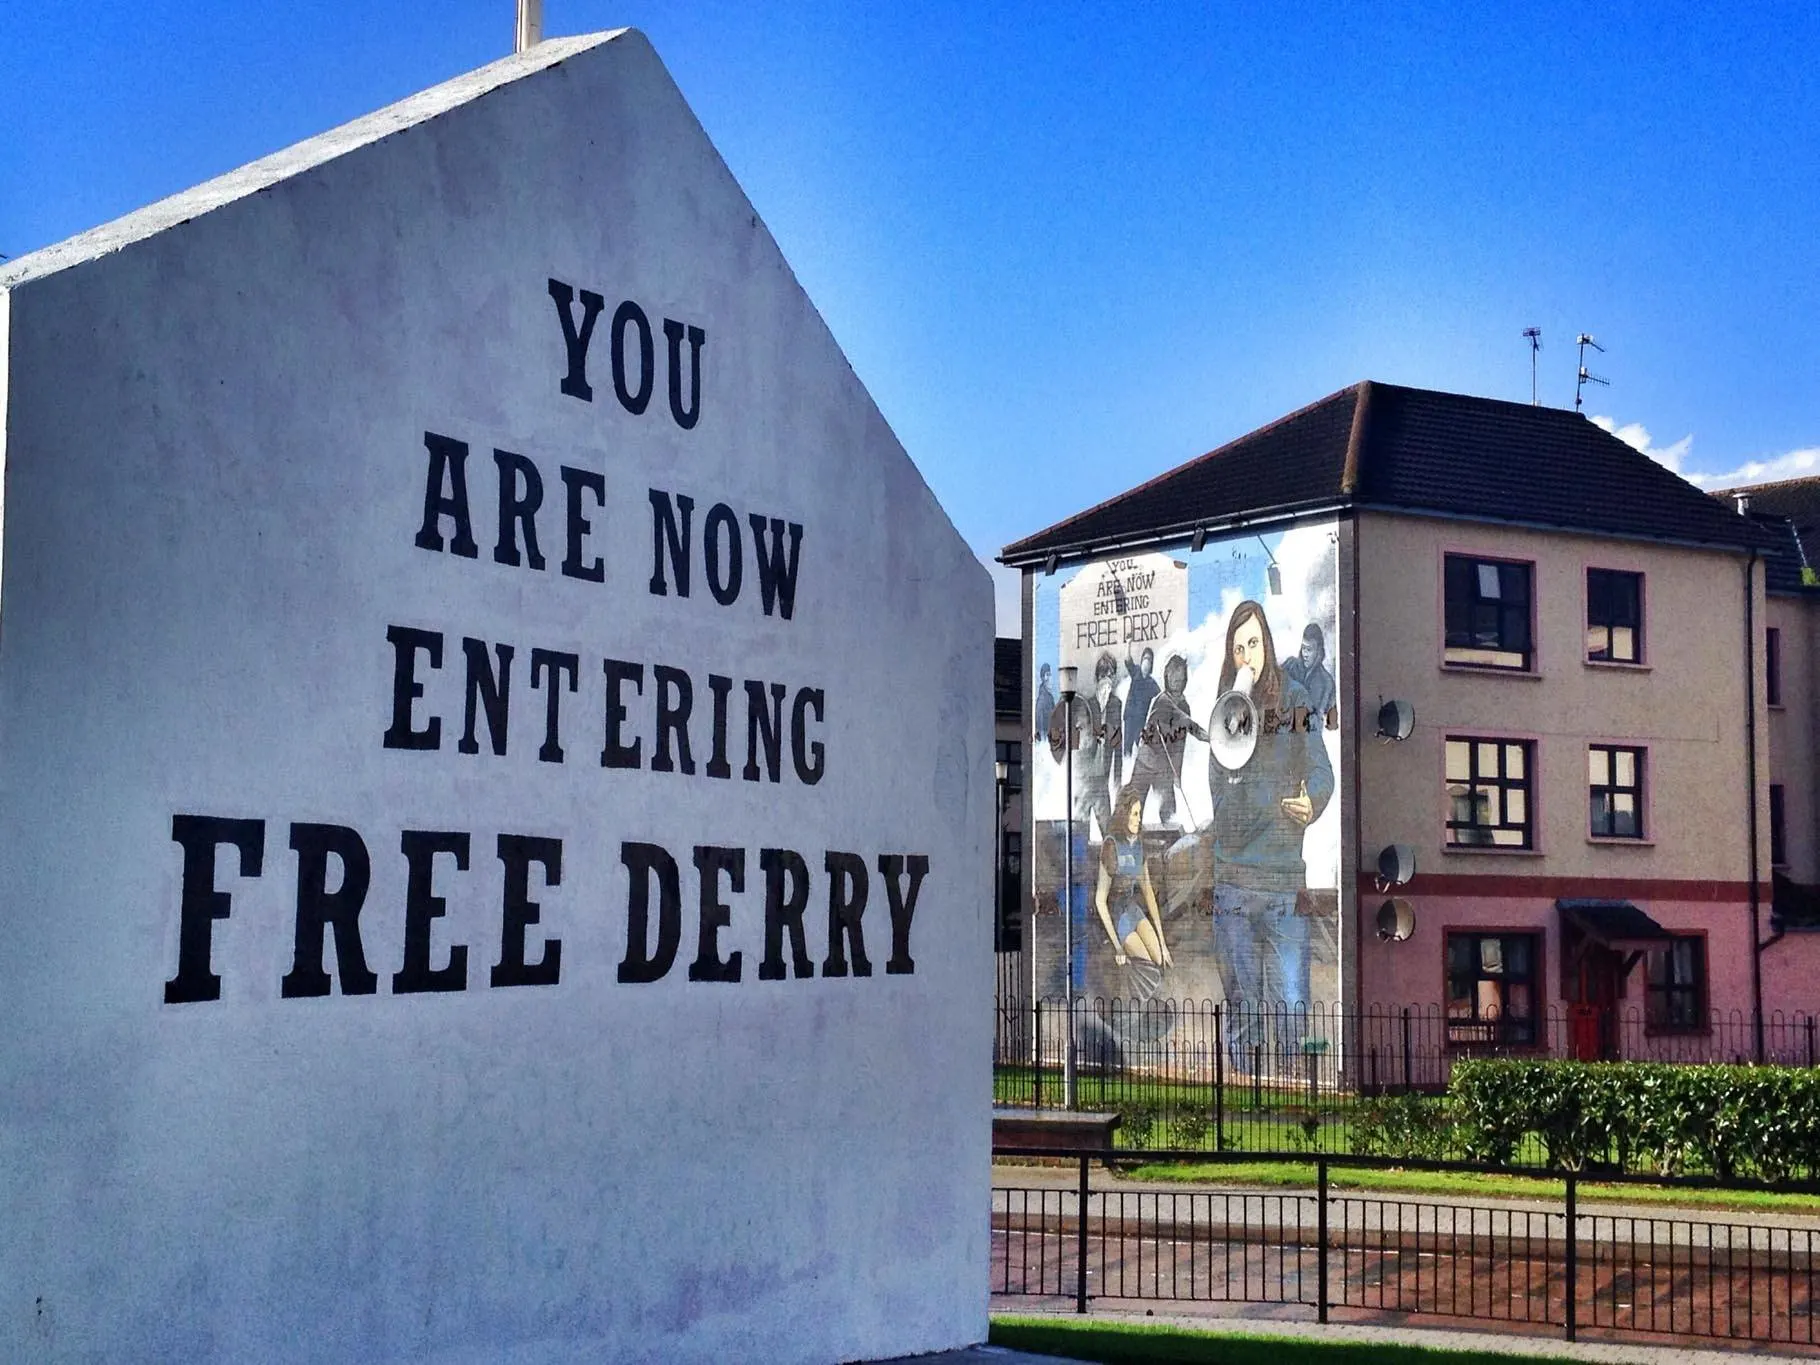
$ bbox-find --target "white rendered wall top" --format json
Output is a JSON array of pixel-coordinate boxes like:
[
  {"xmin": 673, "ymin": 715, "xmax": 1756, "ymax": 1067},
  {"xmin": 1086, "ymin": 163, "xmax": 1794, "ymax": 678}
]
[{"xmin": 0, "ymin": 30, "xmax": 992, "ymax": 1364}]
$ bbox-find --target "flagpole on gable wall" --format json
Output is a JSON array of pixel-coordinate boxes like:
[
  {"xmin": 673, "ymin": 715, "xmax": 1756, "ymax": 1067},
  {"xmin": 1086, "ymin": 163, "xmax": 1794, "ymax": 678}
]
[{"xmin": 515, "ymin": 0, "xmax": 542, "ymax": 53}]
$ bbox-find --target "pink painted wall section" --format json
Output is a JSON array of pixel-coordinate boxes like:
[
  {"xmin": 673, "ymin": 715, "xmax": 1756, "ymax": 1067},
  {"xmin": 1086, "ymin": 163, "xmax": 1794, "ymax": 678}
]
[
  {"xmin": 1763, "ymin": 930, "xmax": 1820, "ymax": 1021},
  {"xmin": 1355, "ymin": 891, "xmax": 1756, "ymax": 1030}
]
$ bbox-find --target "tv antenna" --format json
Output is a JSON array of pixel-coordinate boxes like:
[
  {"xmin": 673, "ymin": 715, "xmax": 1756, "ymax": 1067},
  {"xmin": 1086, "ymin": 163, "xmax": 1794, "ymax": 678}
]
[
  {"xmin": 1574, "ymin": 333, "xmax": 1608, "ymax": 412},
  {"xmin": 1521, "ymin": 328, "xmax": 1542, "ymax": 405}
]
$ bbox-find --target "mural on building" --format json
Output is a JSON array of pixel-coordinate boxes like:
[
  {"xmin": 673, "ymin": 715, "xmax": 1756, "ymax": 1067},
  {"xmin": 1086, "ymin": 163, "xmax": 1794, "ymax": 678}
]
[{"xmin": 1030, "ymin": 523, "xmax": 1345, "ymax": 1028}]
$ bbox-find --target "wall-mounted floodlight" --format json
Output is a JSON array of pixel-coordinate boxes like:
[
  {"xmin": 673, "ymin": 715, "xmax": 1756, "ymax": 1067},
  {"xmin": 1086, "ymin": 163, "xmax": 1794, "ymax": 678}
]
[
  {"xmin": 1191, "ymin": 526, "xmax": 1207, "ymax": 553},
  {"xmin": 1044, "ymin": 552, "xmax": 1060, "ymax": 576},
  {"xmin": 1255, "ymin": 536, "xmax": 1283, "ymax": 594},
  {"xmin": 1376, "ymin": 699, "xmax": 1415, "ymax": 742}
]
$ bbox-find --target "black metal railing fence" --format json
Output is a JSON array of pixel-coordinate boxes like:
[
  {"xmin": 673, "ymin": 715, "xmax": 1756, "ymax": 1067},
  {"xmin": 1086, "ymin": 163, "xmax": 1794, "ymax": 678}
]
[
  {"xmin": 994, "ymin": 996, "xmax": 1820, "ymax": 1168},
  {"xmin": 992, "ymin": 1147, "xmax": 1820, "ymax": 1351}
]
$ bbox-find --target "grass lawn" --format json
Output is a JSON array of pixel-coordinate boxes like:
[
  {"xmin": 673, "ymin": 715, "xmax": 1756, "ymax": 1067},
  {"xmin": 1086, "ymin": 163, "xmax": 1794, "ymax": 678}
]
[
  {"xmin": 1115, "ymin": 1159, "xmax": 1820, "ymax": 1214},
  {"xmin": 988, "ymin": 1316, "xmax": 1583, "ymax": 1363}
]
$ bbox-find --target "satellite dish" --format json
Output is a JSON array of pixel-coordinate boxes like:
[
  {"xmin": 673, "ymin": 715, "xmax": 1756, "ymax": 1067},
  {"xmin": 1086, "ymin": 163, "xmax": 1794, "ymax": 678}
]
[
  {"xmin": 1376, "ymin": 699, "xmax": 1415, "ymax": 742},
  {"xmin": 1208, "ymin": 690, "xmax": 1259, "ymax": 771},
  {"xmin": 1376, "ymin": 898, "xmax": 1416, "ymax": 943},
  {"xmin": 1376, "ymin": 844, "xmax": 1416, "ymax": 890}
]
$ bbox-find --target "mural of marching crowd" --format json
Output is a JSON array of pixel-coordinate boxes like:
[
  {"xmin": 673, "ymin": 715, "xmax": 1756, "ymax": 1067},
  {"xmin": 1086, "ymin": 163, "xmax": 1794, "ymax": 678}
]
[{"xmin": 1029, "ymin": 522, "xmax": 1346, "ymax": 1033}]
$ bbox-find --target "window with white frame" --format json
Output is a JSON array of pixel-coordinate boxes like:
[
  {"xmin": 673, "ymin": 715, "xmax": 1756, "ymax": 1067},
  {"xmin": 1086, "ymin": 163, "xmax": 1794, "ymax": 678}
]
[
  {"xmin": 1588, "ymin": 744, "xmax": 1645, "ymax": 839},
  {"xmin": 1444, "ymin": 555, "xmax": 1534, "ymax": 670},
  {"xmin": 1445, "ymin": 931, "xmax": 1540, "ymax": 1044},
  {"xmin": 1586, "ymin": 568, "xmax": 1643, "ymax": 663},
  {"xmin": 1445, "ymin": 737, "xmax": 1534, "ymax": 849}
]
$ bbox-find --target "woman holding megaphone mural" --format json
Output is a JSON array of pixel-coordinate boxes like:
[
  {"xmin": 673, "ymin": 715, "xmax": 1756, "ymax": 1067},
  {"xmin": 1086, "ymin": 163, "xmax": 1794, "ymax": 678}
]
[{"xmin": 1205, "ymin": 600, "xmax": 1333, "ymax": 1019}]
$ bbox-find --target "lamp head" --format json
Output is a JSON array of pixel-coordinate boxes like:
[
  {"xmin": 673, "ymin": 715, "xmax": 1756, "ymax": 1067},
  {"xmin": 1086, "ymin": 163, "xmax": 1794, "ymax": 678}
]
[{"xmin": 1057, "ymin": 664, "xmax": 1079, "ymax": 702}]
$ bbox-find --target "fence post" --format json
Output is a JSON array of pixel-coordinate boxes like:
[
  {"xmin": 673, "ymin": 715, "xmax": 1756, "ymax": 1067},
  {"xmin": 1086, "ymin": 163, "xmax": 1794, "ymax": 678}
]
[
  {"xmin": 1563, "ymin": 1173, "xmax": 1578, "ymax": 1342},
  {"xmin": 1401, "ymin": 1008, "xmax": 1413, "ymax": 1093},
  {"xmin": 1075, "ymin": 1153, "xmax": 1090, "ymax": 1315},
  {"xmin": 1316, "ymin": 1157, "xmax": 1330, "ymax": 1324},
  {"xmin": 1252, "ymin": 1043, "xmax": 1263, "ymax": 1111},
  {"xmin": 1214, "ymin": 1003, "xmax": 1226, "ymax": 1151},
  {"xmin": 1034, "ymin": 1002, "xmax": 1044, "ymax": 1110},
  {"xmin": 1807, "ymin": 1014, "xmax": 1815, "ymax": 1068}
]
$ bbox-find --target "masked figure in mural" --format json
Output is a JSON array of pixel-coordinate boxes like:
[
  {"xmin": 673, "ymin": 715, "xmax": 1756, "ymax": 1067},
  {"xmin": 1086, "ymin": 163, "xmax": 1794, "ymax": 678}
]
[
  {"xmin": 1095, "ymin": 785, "xmax": 1171, "ymax": 1000},
  {"xmin": 1121, "ymin": 649, "xmax": 1160, "ymax": 759},
  {"xmin": 1073, "ymin": 652, "xmax": 1121, "ymax": 838},
  {"xmin": 1282, "ymin": 623, "xmax": 1338, "ymax": 730},
  {"xmin": 1034, "ymin": 663, "xmax": 1056, "ymax": 744},
  {"xmin": 1124, "ymin": 654, "xmax": 1207, "ymax": 828},
  {"xmin": 1206, "ymin": 601, "xmax": 1334, "ymax": 1012}
]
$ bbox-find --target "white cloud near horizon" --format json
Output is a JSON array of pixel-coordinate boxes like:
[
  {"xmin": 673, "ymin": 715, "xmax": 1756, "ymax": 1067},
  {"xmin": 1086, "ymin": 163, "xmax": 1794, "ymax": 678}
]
[
  {"xmin": 1591, "ymin": 413, "xmax": 1820, "ymax": 492},
  {"xmin": 1678, "ymin": 447, "xmax": 1820, "ymax": 491},
  {"xmin": 1589, "ymin": 415, "xmax": 1693, "ymax": 473}
]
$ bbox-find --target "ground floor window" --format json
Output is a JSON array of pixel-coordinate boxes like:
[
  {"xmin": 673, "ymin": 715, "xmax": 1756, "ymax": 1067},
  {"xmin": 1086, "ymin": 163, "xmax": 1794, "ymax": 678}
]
[
  {"xmin": 1644, "ymin": 936, "xmax": 1706, "ymax": 1031},
  {"xmin": 1445, "ymin": 931, "xmax": 1540, "ymax": 1044}
]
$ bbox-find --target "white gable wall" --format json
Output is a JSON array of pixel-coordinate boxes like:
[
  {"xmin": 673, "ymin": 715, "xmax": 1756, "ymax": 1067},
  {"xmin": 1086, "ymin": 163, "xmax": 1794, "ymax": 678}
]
[{"xmin": 0, "ymin": 32, "xmax": 991, "ymax": 1363}]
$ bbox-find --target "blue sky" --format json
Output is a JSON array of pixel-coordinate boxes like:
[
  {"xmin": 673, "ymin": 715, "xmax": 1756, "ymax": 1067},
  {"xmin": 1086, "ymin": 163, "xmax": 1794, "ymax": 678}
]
[{"xmin": 5, "ymin": 2, "xmax": 1816, "ymax": 630}]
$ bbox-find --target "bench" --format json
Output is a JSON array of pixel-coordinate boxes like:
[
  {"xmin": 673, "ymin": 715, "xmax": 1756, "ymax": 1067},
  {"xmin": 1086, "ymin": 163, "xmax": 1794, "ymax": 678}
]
[{"xmin": 991, "ymin": 1107, "xmax": 1121, "ymax": 1155}]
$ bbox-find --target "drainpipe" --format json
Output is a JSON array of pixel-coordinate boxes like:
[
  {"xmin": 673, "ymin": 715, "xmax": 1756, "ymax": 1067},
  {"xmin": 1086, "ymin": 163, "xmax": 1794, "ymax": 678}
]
[{"xmin": 1747, "ymin": 547, "xmax": 1765, "ymax": 1063}]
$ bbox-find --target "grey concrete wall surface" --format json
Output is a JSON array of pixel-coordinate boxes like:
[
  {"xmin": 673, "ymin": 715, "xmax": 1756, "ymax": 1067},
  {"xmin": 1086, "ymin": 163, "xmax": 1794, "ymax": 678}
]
[{"xmin": 0, "ymin": 30, "xmax": 993, "ymax": 1364}]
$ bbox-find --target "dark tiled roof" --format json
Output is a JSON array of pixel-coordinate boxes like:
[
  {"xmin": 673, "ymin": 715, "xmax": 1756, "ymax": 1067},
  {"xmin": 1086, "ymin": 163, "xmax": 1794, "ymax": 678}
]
[
  {"xmin": 1002, "ymin": 382, "xmax": 1774, "ymax": 564},
  {"xmin": 994, "ymin": 637, "xmax": 1022, "ymax": 717},
  {"xmin": 1710, "ymin": 477, "xmax": 1820, "ymax": 595}
]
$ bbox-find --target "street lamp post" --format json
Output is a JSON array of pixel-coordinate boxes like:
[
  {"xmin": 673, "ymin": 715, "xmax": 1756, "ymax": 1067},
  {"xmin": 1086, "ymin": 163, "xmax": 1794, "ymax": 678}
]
[{"xmin": 1057, "ymin": 664, "xmax": 1079, "ymax": 1109}]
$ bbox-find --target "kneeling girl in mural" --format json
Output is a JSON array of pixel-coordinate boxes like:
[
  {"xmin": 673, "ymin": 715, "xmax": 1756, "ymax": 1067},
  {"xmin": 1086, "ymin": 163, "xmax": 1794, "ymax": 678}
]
[{"xmin": 1095, "ymin": 786, "xmax": 1171, "ymax": 993}]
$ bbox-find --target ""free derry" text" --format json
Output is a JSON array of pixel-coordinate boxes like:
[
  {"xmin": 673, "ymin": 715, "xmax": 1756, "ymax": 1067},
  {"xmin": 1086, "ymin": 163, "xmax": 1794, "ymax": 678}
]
[{"xmin": 163, "ymin": 279, "xmax": 929, "ymax": 1005}]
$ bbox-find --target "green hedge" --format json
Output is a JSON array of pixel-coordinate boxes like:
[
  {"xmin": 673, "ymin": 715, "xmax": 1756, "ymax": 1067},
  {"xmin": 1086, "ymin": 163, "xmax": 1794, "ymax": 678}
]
[{"xmin": 1449, "ymin": 1059, "xmax": 1820, "ymax": 1181}]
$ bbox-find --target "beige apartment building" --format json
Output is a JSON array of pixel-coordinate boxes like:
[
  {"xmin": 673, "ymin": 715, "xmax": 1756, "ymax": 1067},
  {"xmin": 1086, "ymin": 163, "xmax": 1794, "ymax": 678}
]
[
  {"xmin": 1709, "ymin": 476, "xmax": 1820, "ymax": 1018},
  {"xmin": 1000, "ymin": 381, "xmax": 1820, "ymax": 1063}
]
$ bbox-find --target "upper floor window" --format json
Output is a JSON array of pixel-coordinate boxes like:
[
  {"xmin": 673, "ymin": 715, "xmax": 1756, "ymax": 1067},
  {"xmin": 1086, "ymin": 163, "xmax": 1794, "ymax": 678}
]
[
  {"xmin": 1444, "ymin": 555, "xmax": 1533, "ymax": 670},
  {"xmin": 1588, "ymin": 744, "xmax": 1645, "ymax": 839},
  {"xmin": 1586, "ymin": 568, "xmax": 1643, "ymax": 663},
  {"xmin": 1767, "ymin": 627, "xmax": 1783, "ymax": 706},
  {"xmin": 1445, "ymin": 737, "xmax": 1534, "ymax": 849}
]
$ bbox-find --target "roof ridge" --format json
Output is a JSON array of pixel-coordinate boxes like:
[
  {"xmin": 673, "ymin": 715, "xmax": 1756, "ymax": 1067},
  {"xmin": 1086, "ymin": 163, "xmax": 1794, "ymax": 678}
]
[
  {"xmin": 1340, "ymin": 380, "xmax": 1372, "ymax": 495},
  {"xmin": 1001, "ymin": 381, "xmax": 1363, "ymax": 558},
  {"xmin": 1711, "ymin": 472, "xmax": 1820, "ymax": 497},
  {"xmin": 0, "ymin": 30, "xmax": 631, "ymax": 291}
]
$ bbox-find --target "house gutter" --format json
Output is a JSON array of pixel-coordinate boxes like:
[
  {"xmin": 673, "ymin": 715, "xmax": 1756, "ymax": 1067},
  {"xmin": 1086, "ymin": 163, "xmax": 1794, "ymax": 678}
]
[{"xmin": 998, "ymin": 499, "xmax": 1351, "ymax": 570}]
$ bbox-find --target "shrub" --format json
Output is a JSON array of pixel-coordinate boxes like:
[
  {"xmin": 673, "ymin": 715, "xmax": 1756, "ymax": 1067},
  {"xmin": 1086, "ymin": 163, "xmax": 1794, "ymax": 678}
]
[
  {"xmin": 1448, "ymin": 1059, "xmax": 1820, "ymax": 1181},
  {"xmin": 1117, "ymin": 1103, "xmax": 1160, "ymax": 1150},
  {"xmin": 1350, "ymin": 1093, "xmax": 1458, "ymax": 1161},
  {"xmin": 1167, "ymin": 1109, "xmax": 1211, "ymax": 1150}
]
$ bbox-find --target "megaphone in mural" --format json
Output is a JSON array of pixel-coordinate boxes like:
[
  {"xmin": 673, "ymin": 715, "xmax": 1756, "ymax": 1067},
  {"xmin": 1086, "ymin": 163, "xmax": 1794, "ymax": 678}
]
[{"xmin": 1208, "ymin": 688, "xmax": 1259, "ymax": 771}]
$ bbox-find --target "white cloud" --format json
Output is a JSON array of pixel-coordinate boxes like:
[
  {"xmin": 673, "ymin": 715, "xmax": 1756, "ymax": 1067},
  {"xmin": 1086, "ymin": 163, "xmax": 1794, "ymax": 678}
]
[
  {"xmin": 1589, "ymin": 414, "xmax": 1692, "ymax": 473},
  {"xmin": 1679, "ymin": 447, "xmax": 1820, "ymax": 491},
  {"xmin": 1589, "ymin": 412, "xmax": 1820, "ymax": 492}
]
